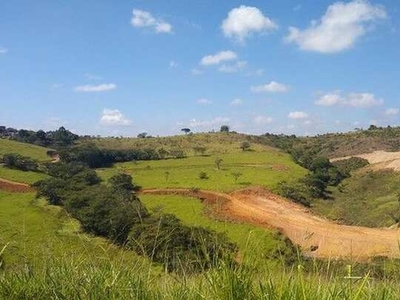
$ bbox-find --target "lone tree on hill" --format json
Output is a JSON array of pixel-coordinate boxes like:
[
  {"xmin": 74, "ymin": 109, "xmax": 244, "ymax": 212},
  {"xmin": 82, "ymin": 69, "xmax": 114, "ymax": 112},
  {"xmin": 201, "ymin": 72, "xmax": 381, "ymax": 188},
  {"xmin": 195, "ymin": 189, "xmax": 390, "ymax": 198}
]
[
  {"xmin": 181, "ymin": 128, "xmax": 191, "ymax": 135},
  {"xmin": 215, "ymin": 158, "xmax": 223, "ymax": 170},
  {"xmin": 137, "ymin": 132, "xmax": 147, "ymax": 138},
  {"xmin": 220, "ymin": 125, "xmax": 230, "ymax": 133},
  {"xmin": 240, "ymin": 141, "xmax": 251, "ymax": 151},
  {"xmin": 232, "ymin": 172, "xmax": 243, "ymax": 184}
]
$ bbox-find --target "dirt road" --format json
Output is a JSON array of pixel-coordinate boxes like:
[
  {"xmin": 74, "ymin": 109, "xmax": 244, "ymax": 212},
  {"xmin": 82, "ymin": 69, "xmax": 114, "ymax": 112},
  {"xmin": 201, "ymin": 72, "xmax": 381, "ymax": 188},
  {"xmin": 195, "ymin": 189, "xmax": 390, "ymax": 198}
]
[{"xmin": 141, "ymin": 187, "xmax": 400, "ymax": 260}]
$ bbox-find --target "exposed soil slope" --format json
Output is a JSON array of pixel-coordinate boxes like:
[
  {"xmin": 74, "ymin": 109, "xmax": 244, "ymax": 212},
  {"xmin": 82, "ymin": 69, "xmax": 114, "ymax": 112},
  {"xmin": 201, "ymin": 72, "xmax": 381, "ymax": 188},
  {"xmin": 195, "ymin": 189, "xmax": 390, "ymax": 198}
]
[
  {"xmin": 0, "ymin": 178, "xmax": 34, "ymax": 192},
  {"xmin": 331, "ymin": 150, "xmax": 400, "ymax": 171},
  {"xmin": 141, "ymin": 187, "xmax": 400, "ymax": 260}
]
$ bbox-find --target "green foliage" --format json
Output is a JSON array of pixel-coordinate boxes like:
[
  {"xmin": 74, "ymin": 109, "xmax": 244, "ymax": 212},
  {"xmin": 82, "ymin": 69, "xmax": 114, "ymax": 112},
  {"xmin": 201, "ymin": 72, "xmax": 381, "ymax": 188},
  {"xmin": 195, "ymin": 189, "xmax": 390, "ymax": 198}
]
[
  {"xmin": 199, "ymin": 171, "xmax": 209, "ymax": 180},
  {"xmin": 128, "ymin": 214, "xmax": 236, "ymax": 273},
  {"xmin": 0, "ymin": 138, "xmax": 52, "ymax": 162},
  {"xmin": 240, "ymin": 141, "xmax": 251, "ymax": 151},
  {"xmin": 108, "ymin": 173, "xmax": 141, "ymax": 192},
  {"xmin": 231, "ymin": 172, "xmax": 243, "ymax": 183},
  {"xmin": 277, "ymin": 181, "xmax": 311, "ymax": 207},
  {"xmin": 220, "ymin": 125, "xmax": 230, "ymax": 133},
  {"xmin": 2, "ymin": 153, "xmax": 39, "ymax": 172},
  {"xmin": 214, "ymin": 157, "xmax": 223, "ymax": 170},
  {"xmin": 332, "ymin": 157, "xmax": 370, "ymax": 177}
]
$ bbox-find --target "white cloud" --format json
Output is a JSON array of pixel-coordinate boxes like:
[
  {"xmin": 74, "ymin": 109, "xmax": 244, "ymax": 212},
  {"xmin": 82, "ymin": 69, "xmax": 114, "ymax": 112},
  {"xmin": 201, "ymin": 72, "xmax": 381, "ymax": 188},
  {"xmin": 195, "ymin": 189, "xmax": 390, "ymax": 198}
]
[
  {"xmin": 196, "ymin": 98, "xmax": 212, "ymax": 105},
  {"xmin": 254, "ymin": 115, "xmax": 273, "ymax": 125},
  {"xmin": 218, "ymin": 61, "xmax": 247, "ymax": 73},
  {"xmin": 131, "ymin": 9, "xmax": 172, "ymax": 34},
  {"xmin": 200, "ymin": 50, "xmax": 237, "ymax": 66},
  {"xmin": 288, "ymin": 111, "xmax": 309, "ymax": 119},
  {"xmin": 169, "ymin": 60, "xmax": 178, "ymax": 68},
  {"xmin": 189, "ymin": 117, "xmax": 230, "ymax": 128},
  {"xmin": 385, "ymin": 108, "xmax": 399, "ymax": 116},
  {"xmin": 0, "ymin": 47, "xmax": 8, "ymax": 54},
  {"xmin": 75, "ymin": 83, "xmax": 117, "ymax": 92},
  {"xmin": 85, "ymin": 73, "xmax": 103, "ymax": 80},
  {"xmin": 221, "ymin": 5, "xmax": 277, "ymax": 42},
  {"xmin": 285, "ymin": 0, "xmax": 387, "ymax": 53},
  {"xmin": 100, "ymin": 109, "xmax": 132, "ymax": 126},
  {"xmin": 230, "ymin": 98, "xmax": 243, "ymax": 106},
  {"xmin": 251, "ymin": 81, "xmax": 289, "ymax": 93},
  {"xmin": 315, "ymin": 91, "xmax": 383, "ymax": 107}
]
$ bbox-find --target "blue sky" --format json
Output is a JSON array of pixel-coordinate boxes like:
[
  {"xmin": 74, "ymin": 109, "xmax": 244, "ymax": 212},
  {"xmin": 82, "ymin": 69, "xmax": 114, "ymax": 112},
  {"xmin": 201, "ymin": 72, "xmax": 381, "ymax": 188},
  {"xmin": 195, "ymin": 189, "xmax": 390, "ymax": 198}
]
[{"xmin": 0, "ymin": 0, "xmax": 399, "ymax": 136}]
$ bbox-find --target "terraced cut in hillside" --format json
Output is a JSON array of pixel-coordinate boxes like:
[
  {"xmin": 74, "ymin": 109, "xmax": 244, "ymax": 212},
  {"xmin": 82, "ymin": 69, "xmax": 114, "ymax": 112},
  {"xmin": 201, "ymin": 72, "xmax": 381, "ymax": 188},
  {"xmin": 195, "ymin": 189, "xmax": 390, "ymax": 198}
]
[
  {"xmin": 141, "ymin": 187, "xmax": 400, "ymax": 261},
  {"xmin": 331, "ymin": 150, "xmax": 400, "ymax": 172}
]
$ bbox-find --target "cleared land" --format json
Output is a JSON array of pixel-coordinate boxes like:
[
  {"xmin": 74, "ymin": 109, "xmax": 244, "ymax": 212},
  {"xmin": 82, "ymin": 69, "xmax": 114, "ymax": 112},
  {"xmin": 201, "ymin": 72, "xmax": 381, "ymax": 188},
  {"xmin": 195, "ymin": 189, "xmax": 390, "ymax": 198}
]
[
  {"xmin": 97, "ymin": 151, "xmax": 306, "ymax": 192},
  {"xmin": 0, "ymin": 138, "xmax": 52, "ymax": 162},
  {"xmin": 141, "ymin": 187, "xmax": 400, "ymax": 260}
]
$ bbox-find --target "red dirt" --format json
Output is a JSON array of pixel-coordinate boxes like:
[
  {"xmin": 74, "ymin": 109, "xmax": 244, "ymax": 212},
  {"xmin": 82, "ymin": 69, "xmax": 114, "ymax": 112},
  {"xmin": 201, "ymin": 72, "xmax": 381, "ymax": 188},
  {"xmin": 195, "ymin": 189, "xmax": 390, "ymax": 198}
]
[
  {"xmin": 141, "ymin": 187, "xmax": 400, "ymax": 261},
  {"xmin": 0, "ymin": 178, "xmax": 34, "ymax": 193}
]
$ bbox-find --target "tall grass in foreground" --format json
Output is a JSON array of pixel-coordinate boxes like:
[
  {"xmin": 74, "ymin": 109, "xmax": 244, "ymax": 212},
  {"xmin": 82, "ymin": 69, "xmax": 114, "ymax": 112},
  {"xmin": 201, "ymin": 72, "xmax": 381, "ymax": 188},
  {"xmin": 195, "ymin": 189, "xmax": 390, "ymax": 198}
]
[{"xmin": 1, "ymin": 255, "xmax": 400, "ymax": 299}]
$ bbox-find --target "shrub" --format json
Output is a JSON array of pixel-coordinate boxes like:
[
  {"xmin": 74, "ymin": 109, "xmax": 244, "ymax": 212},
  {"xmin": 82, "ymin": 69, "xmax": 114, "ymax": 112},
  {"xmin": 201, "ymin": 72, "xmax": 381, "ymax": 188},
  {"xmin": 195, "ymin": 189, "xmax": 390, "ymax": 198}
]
[
  {"xmin": 199, "ymin": 171, "xmax": 209, "ymax": 180},
  {"xmin": 2, "ymin": 153, "xmax": 39, "ymax": 171}
]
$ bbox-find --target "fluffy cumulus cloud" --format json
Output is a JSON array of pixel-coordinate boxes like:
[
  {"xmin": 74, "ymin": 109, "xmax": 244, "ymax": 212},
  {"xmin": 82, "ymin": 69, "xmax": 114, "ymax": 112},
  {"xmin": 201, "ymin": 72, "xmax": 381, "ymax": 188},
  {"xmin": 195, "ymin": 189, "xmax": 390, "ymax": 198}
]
[
  {"xmin": 196, "ymin": 98, "xmax": 212, "ymax": 105},
  {"xmin": 100, "ymin": 109, "xmax": 132, "ymax": 126},
  {"xmin": 254, "ymin": 115, "xmax": 273, "ymax": 125},
  {"xmin": 131, "ymin": 9, "xmax": 172, "ymax": 34},
  {"xmin": 288, "ymin": 111, "xmax": 309, "ymax": 119},
  {"xmin": 200, "ymin": 51, "xmax": 237, "ymax": 66},
  {"xmin": 75, "ymin": 83, "xmax": 117, "ymax": 92},
  {"xmin": 385, "ymin": 108, "xmax": 399, "ymax": 116},
  {"xmin": 315, "ymin": 91, "xmax": 383, "ymax": 107},
  {"xmin": 251, "ymin": 81, "xmax": 289, "ymax": 93},
  {"xmin": 221, "ymin": 5, "xmax": 277, "ymax": 42},
  {"xmin": 0, "ymin": 47, "xmax": 8, "ymax": 54},
  {"xmin": 285, "ymin": 0, "xmax": 387, "ymax": 53},
  {"xmin": 230, "ymin": 98, "xmax": 243, "ymax": 106}
]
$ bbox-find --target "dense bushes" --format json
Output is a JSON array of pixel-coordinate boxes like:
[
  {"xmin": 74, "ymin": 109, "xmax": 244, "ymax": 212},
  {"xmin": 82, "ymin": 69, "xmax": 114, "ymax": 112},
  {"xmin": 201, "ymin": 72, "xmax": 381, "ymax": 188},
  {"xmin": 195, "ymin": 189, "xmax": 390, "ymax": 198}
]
[
  {"xmin": 332, "ymin": 157, "xmax": 369, "ymax": 177},
  {"xmin": 2, "ymin": 153, "xmax": 39, "ymax": 171},
  {"xmin": 35, "ymin": 162, "xmax": 236, "ymax": 272},
  {"xmin": 128, "ymin": 214, "xmax": 236, "ymax": 272}
]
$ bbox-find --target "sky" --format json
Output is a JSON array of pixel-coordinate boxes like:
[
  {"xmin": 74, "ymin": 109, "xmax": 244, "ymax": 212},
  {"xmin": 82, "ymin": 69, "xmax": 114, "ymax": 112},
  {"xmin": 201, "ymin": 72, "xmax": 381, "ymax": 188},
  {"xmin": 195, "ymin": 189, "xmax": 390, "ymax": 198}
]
[{"xmin": 0, "ymin": 0, "xmax": 399, "ymax": 137}]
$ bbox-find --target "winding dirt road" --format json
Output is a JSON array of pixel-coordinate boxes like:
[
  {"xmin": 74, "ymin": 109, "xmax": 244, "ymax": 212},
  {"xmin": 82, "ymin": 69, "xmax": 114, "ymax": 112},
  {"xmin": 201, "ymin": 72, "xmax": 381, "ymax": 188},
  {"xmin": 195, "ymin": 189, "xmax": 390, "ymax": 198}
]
[{"xmin": 141, "ymin": 187, "xmax": 400, "ymax": 261}]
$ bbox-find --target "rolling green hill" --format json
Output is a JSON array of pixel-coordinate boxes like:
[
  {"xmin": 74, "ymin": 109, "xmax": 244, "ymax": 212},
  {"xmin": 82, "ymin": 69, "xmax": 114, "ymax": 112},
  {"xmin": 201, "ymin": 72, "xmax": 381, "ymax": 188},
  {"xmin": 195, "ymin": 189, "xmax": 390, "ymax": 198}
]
[{"xmin": 0, "ymin": 138, "xmax": 52, "ymax": 162}]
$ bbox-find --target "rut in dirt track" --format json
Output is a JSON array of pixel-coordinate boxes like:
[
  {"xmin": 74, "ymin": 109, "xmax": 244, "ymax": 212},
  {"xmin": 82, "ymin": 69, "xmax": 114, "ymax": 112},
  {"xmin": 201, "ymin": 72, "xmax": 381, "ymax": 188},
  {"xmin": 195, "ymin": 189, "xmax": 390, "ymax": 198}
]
[{"xmin": 141, "ymin": 187, "xmax": 400, "ymax": 261}]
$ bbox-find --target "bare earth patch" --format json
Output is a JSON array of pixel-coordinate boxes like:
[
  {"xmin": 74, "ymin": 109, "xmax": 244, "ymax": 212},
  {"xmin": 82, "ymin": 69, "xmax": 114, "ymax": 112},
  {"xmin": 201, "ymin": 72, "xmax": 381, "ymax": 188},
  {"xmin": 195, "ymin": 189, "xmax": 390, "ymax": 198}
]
[
  {"xmin": 331, "ymin": 150, "xmax": 400, "ymax": 172},
  {"xmin": 0, "ymin": 178, "xmax": 34, "ymax": 193},
  {"xmin": 141, "ymin": 187, "xmax": 400, "ymax": 261}
]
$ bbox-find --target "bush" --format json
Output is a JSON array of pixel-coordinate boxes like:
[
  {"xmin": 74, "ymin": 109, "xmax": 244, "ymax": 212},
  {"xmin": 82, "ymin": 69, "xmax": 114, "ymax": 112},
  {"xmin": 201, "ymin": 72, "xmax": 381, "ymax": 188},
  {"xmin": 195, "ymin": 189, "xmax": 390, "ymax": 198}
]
[
  {"xmin": 2, "ymin": 153, "xmax": 39, "ymax": 171},
  {"xmin": 277, "ymin": 181, "xmax": 311, "ymax": 207},
  {"xmin": 128, "ymin": 214, "xmax": 237, "ymax": 273},
  {"xmin": 199, "ymin": 172, "xmax": 209, "ymax": 180},
  {"xmin": 332, "ymin": 157, "xmax": 369, "ymax": 177}
]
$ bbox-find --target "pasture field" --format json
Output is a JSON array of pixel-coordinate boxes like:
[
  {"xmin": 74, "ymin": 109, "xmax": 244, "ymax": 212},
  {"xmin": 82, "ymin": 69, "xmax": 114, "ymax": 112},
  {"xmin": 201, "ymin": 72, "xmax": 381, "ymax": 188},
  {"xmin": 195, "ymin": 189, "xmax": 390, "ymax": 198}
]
[
  {"xmin": 312, "ymin": 169, "xmax": 400, "ymax": 227},
  {"xmin": 0, "ymin": 138, "xmax": 52, "ymax": 162},
  {"xmin": 140, "ymin": 194, "xmax": 291, "ymax": 264},
  {"xmin": 0, "ymin": 191, "xmax": 145, "ymax": 271},
  {"xmin": 97, "ymin": 150, "xmax": 307, "ymax": 192},
  {"xmin": 86, "ymin": 132, "xmax": 274, "ymax": 156},
  {"xmin": 0, "ymin": 166, "xmax": 48, "ymax": 184}
]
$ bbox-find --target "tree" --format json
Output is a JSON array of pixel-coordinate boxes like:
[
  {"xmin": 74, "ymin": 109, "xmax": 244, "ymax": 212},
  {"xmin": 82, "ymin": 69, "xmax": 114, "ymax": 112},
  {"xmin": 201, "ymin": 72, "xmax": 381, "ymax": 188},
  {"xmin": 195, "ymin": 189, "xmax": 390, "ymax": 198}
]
[
  {"xmin": 199, "ymin": 171, "xmax": 209, "ymax": 180},
  {"xmin": 108, "ymin": 173, "xmax": 141, "ymax": 192},
  {"xmin": 181, "ymin": 128, "xmax": 191, "ymax": 135},
  {"xmin": 240, "ymin": 141, "xmax": 251, "ymax": 151},
  {"xmin": 165, "ymin": 171, "xmax": 170, "ymax": 182},
  {"xmin": 220, "ymin": 125, "xmax": 230, "ymax": 133},
  {"xmin": 231, "ymin": 172, "xmax": 242, "ymax": 184},
  {"xmin": 215, "ymin": 158, "xmax": 223, "ymax": 170},
  {"xmin": 137, "ymin": 132, "xmax": 147, "ymax": 139}
]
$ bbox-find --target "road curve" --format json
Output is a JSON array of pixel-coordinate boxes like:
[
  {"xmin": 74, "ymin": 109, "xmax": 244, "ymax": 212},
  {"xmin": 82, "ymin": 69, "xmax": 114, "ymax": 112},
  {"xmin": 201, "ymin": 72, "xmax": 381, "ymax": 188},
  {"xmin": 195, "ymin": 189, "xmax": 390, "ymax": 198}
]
[{"xmin": 141, "ymin": 187, "xmax": 400, "ymax": 261}]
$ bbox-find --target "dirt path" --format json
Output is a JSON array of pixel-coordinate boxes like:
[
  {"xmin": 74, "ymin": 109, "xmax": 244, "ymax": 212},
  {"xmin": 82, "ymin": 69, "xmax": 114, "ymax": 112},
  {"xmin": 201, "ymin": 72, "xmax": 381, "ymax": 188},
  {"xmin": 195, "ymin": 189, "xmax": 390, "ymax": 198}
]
[
  {"xmin": 141, "ymin": 187, "xmax": 400, "ymax": 260},
  {"xmin": 0, "ymin": 178, "xmax": 34, "ymax": 193}
]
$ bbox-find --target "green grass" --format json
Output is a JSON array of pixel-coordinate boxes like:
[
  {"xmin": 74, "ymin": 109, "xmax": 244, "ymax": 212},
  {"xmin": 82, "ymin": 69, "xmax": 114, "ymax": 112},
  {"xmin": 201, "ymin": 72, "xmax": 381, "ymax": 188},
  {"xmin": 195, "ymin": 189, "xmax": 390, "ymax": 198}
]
[
  {"xmin": 0, "ymin": 191, "xmax": 146, "ymax": 271},
  {"xmin": 98, "ymin": 150, "xmax": 307, "ymax": 192},
  {"xmin": 312, "ymin": 169, "xmax": 400, "ymax": 227},
  {"xmin": 85, "ymin": 132, "xmax": 274, "ymax": 156},
  {"xmin": 141, "ymin": 194, "xmax": 290, "ymax": 264},
  {"xmin": 0, "ymin": 138, "xmax": 52, "ymax": 162},
  {"xmin": 0, "ymin": 166, "xmax": 48, "ymax": 184}
]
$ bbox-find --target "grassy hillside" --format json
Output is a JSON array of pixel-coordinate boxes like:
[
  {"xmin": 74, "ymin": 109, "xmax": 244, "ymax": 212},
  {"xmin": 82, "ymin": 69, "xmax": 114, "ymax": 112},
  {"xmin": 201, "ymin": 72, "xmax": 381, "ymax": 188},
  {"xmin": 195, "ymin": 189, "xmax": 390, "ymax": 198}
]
[
  {"xmin": 0, "ymin": 191, "xmax": 145, "ymax": 270},
  {"xmin": 0, "ymin": 167, "xmax": 48, "ymax": 184},
  {"xmin": 312, "ymin": 169, "xmax": 400, "ymax": 227},
  {"xmin": 141, "ymin": 194, "xmax": 292, "ymax": 263},
  {"xmin": 0, "ymin": 138, "xmax": 52, "ymax": 162},
  {"xmin": 85, "ymin": 132, "xmax": 275, "ymax": 156},
  {"xmin": 97, "ymin": 150, "xmax": 307, "ymax": 192}
]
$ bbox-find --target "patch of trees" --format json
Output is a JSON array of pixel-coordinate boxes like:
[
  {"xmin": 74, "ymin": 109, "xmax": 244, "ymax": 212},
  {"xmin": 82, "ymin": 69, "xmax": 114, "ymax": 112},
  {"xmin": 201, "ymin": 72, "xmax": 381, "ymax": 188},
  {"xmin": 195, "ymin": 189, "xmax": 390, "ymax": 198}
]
[
  {"xmin": 2, "ymin": 153, "xmax": 39, "ymax": 172},
  {"xmin": 34, "ymin": 163, "xmax": 236, "ymax": 273},
  {"xmin": 331, "ymin": 157, "xmax": 369, "ymax": 177},
  {"xmin": 0, "ymin": 126, "xmax": 79, "ymax": 148}
]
